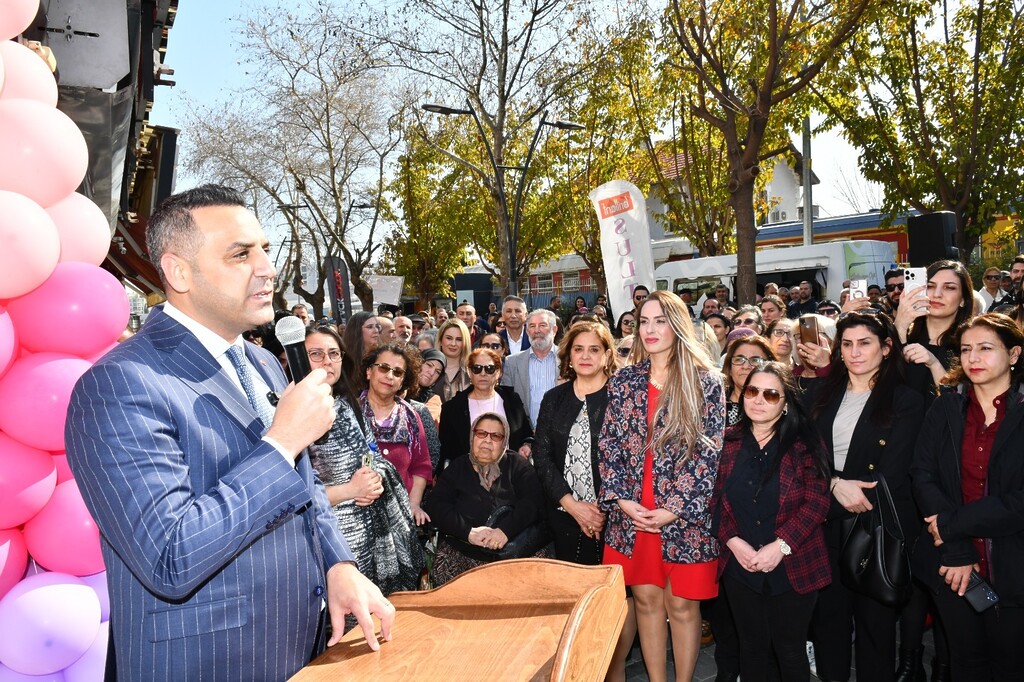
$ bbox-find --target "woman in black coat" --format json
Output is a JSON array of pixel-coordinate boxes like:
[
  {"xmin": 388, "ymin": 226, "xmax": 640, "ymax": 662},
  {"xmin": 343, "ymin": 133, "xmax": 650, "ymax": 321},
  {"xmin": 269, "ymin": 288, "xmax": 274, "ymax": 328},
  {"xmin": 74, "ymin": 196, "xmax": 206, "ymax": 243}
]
[
  {"xmin": 437, "ymin": 347, "xmax": 532, "ymax": 472},
  {"xmin": 912, "ymin": 313, "xmax": 1024, "ymax": 681},
  {"xmin": 806, "ymin": 311, "xmax": 924, "ymax": 682}
]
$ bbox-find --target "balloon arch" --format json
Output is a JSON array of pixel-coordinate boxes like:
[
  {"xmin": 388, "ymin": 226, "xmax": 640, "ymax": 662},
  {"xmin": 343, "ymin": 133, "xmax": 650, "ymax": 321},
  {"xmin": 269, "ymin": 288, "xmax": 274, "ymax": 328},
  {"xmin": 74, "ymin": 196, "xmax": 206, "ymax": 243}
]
[{"xmin": 0, "ymin": 1, "xmax": 129, "ymax": 678}]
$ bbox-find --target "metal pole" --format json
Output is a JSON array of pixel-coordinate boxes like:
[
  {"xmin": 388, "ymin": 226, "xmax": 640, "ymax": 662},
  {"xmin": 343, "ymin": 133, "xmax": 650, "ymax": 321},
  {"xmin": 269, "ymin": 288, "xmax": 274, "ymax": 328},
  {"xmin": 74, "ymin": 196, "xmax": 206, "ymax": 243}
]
[{"xmin": 802, "ymin": 116, "xmax": 813, "ymax": 246}]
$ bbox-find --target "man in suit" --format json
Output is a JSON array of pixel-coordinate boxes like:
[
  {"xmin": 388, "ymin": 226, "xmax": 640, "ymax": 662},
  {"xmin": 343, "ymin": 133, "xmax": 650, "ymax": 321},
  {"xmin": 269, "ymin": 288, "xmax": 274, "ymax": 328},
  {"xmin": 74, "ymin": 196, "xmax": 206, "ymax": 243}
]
[
  {"xmin": 501, "ymin": 308, "xmax": 559, "ymax": 431},
  {"xmin": 65, "ymin": 185, "xmax": 394, "ymax": 681},
  {"xmin": 499, "ymin": 295, "xmax": 530, "ymax": 354}
]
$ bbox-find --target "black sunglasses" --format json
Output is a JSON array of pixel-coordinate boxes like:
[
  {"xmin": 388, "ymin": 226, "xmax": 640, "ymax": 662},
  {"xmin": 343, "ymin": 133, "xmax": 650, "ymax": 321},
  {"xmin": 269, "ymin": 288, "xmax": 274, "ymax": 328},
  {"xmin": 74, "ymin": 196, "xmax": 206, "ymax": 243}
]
[
  {"xmin": 470, "ymin": 364, "xmax": 499, "ymax": 375},
  {"xmin": 616, "ymin": 347, "xmax": 632, "ymax": 357},
  {"xmin": 743, "ymin": 385, "xmax": 782, "ymax": 404},
  {"xmin": 885, "ymin": 283, "xmax": 905, "ymax": 292},
  {"xmin": 480, "ymin": 342, "xmax": 502, "ymax": 350},
  {"xmin": 984, "ymin": 274, "xmax": 1001, "ymax": 281}
]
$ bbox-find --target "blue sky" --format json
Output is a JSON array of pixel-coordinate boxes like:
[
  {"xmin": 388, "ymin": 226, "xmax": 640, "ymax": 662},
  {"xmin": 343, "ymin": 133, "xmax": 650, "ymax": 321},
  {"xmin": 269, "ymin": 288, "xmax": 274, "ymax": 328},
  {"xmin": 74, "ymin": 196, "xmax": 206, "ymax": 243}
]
[{"xmin": 149, "ymin": 2, "xmax": 875, "ymax": 218}]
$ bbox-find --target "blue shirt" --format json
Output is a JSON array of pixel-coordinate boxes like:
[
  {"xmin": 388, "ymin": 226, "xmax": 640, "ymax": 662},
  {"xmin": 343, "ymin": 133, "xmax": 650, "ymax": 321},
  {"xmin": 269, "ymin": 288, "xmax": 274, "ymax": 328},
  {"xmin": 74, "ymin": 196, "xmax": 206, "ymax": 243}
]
[{"xmin": 527, "ymin": 347, "xmax": 559, "ymax": 426}]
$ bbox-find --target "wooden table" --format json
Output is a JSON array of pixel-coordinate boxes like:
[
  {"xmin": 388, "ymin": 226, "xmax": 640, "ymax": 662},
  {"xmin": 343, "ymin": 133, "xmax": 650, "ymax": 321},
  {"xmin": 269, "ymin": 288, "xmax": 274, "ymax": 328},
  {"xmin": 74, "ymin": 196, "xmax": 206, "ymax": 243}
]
[{"xmin": 291, "ymin": 559, "xmax": 627, "ymax": 681}]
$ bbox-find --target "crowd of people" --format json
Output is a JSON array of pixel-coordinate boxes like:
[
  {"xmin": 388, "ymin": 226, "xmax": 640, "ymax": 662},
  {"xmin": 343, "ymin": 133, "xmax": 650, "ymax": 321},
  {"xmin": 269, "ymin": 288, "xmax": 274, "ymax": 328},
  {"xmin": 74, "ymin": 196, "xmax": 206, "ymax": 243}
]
[
  {"xmin": 69, "ymin": 185, "xmax": 1024, "ymax": 682},
  {"xmin": 267, "ymin": 257, "xmax": 1024, "ymax": 682}
]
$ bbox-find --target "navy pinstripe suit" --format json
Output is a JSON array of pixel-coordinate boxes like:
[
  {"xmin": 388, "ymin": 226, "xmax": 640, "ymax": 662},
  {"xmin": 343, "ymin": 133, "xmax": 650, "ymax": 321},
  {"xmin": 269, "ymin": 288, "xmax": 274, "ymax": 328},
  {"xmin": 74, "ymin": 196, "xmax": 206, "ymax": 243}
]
[{"xmin": 65, "ymin": 307, "xmax": 352, "ymax": 680}]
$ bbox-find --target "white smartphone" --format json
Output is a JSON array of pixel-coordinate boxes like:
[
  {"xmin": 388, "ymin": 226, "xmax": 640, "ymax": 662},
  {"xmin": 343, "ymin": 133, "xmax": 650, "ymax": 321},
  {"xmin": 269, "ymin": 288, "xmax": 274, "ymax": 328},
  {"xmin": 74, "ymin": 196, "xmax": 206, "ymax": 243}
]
[
  {"xmin": 903, "ymin": 267, "xmax": 928, "ymax": 301},
  {"xmin": 850, "ymin": 279, "xmax": 868, "ymax": 300}
]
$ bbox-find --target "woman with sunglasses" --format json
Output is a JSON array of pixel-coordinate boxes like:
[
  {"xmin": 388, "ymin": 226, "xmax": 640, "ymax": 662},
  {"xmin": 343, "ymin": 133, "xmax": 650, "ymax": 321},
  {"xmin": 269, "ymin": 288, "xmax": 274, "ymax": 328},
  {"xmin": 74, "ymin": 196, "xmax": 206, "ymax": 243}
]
[
  {"xmin": 475, "ymin": 331, "xmax": 509, "ymax": 356},
  {"xmin": 713, "ymin": 362, "xmax": 831, "ymax": 682},
  {"xmin": 437, "ymin": 347, "xmax": 533, "ymax": 472},
  {"xmin": 733, "ymin": 305, "xmax": 765, "ymax": 336},
  {"xmin": 599, "ymin": 290, "xmax": 726, "ymax": 682},
  {"xmin": 896, "ymin": 260, "xmax": 974, "ymax": 399},
  {"xmin": 614, "ymin": 311, "xmax": 636, "ymax": 340},
  {"xmin": 359, "ymin": 344, "xmax": 433, "ymax": 526},
  {"xmin": 806, "ymin": 310, "xmax": 924, "ymax": 682},
  {"xmin": 305, "ymin": 328, "xmax": 423, "ymax": 593},
  {"xmin": 433, "ymin": 318, "xmax": 472, "ymax": 402},
  {"xmin": 425, "ymin": 412, "xmax": 548, "ymax": 585},
  {"xmin": 614, "ymin": 335, "xmax": 635, "ymax": 370},
  {"xmin": 912, "ymin": 313, "xmax": 1024, "ymax": 681},
  {"xmin": 723, "ymin": 336, "xmax": 777, "ymax": 426}
]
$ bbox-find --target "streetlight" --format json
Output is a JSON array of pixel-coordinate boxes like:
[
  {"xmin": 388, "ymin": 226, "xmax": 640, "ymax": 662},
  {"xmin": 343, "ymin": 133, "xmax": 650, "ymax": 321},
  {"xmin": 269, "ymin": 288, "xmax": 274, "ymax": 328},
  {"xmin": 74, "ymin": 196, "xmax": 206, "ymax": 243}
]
[{"xmin": 421, "ymin": 99, "xmax": 583, "ymax": 296}]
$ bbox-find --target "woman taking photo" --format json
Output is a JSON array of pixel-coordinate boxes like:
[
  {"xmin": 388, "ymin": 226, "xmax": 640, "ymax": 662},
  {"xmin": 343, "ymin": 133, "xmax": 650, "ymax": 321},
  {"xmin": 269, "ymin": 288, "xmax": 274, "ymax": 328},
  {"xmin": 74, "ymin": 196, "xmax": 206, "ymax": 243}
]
[
  {"xmin": 305, "ymin": 327, "xmax": 422, "ymax": 594},
  {"xmin": 437, "ymin": 347, "xmax": 532, "ymax": 471},
  {"xmin": 912, "ymin": 313, "xmax": 1024, "ymax": 681},
  {"xmin": 599, "ymin": 290, "xmax": 726, "ymax": 682},
  {"xmin": 807, "ymin": 311, "xmax": 924, "ymax": 682},
  {"xmin": 434, "ymin": 319, "xmax": 472, "ymax": 402},
  {"xmin": 614, "ymin": 310, "xmax": 636, "ymax": 339},
  {"xmin": 425, "ymin": 412, "xmax": 548, "ymax": 585},
  {"xmin": 714, "ymin": 362, "xmax": 831, "ymax": 681},
  {"xmin": 359, "ymin": 343, "xmax": 434, "ymax": 526},
  {"xmin": 722, "ymin": 336, "xmax": 777, "ymax": 426}
]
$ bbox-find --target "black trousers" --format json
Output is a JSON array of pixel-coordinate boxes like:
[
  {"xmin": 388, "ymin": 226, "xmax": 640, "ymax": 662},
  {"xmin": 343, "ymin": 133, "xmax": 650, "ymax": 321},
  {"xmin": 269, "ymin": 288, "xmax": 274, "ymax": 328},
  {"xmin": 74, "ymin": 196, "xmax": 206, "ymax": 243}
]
[
  {"xmin": 547, "ymin": 507, "xmax": 602, "ymax": 565},
  {"xmin": 932, "ymin": 582, "xmax": 1024, "ymax": 681},
  {"xmin": 724, "ymin": 574, "xmax": 817, "ymax": 682},
  {"xmin": 810, "ymin": 538, "xmax": 897, "ymax": 682}
]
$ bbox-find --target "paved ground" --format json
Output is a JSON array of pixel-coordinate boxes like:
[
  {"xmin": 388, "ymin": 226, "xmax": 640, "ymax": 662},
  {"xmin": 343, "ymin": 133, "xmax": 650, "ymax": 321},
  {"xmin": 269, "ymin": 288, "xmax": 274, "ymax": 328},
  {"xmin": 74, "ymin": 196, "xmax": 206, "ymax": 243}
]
[{"xmin": 621, "ymin": 628, "xmax": 937, "ymax": 681}]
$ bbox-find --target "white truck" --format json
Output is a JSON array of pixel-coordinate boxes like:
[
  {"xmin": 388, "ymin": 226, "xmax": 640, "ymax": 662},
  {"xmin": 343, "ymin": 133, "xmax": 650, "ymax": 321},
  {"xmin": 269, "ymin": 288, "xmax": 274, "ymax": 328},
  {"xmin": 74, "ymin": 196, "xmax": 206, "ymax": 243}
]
[{"xmin": 654, "ymin": 239, "xmax": 898, "ymax": 304}]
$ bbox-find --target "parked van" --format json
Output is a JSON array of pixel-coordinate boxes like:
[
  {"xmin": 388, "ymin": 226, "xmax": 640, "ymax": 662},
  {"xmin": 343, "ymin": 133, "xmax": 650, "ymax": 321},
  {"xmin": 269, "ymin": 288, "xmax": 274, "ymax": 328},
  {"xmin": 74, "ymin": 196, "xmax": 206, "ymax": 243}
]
[{"xmin": 654, "ymin": 240, "xmax": 897, "ymax": 304}]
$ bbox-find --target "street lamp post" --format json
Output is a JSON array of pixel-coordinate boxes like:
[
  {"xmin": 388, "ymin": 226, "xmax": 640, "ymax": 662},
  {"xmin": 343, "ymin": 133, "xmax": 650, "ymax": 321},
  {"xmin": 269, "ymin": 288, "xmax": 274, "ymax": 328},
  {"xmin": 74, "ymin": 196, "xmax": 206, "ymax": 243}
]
[{"xmin": 421, "ymin": 100, "xmax": 583, "ymax": 296}]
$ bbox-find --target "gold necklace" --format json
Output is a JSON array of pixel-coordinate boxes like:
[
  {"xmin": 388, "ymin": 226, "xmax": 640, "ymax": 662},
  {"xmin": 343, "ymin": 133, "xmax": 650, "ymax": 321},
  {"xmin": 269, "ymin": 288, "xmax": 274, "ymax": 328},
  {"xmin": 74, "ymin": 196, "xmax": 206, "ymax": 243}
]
[{"xmin": 650, "ymin": 377, "xmax": 664, "ymax": 390}]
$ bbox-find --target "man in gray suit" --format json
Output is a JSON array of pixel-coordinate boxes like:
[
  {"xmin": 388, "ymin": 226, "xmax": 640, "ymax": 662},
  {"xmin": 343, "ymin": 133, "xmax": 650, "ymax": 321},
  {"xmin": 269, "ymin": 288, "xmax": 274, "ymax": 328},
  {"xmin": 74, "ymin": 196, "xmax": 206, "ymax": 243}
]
[
  {"xmin": 66, "ymin": 185, "xmax": 394, "ymax": 680},
  {"xmin": 501, "ymin": 308, "xmax": 560, "ymax": 434}
]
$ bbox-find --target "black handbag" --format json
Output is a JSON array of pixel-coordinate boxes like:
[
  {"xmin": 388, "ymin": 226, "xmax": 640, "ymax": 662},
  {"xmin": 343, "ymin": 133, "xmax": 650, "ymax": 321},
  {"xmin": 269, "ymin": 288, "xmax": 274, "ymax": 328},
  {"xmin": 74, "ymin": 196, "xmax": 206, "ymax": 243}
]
[
  {"xmin": 839, "ymin": 472, "xmax": 912, "ymax": 608},
  {"xmin": 450, "ymin": 505, "xmax": 551, "ymax": 562}
]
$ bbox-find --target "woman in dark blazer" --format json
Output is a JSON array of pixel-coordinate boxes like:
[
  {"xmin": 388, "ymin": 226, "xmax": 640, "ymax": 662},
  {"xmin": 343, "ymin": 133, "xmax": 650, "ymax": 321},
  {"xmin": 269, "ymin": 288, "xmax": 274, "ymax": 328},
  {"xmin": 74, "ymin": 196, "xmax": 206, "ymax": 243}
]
[
  {"xmin": 807, "ymin": 311, "xmax": 924, "ymax": 682},
  {"xmin": 715, "ymin": 361, "xmax": 831, "ymax": 681},
  {"xmin": 437, "ymin": 347, "xmax": 532, "ymax": 472},
  {"xmin": 912, "ymin": 313, "xmax": 1024, "ymax": 681}
]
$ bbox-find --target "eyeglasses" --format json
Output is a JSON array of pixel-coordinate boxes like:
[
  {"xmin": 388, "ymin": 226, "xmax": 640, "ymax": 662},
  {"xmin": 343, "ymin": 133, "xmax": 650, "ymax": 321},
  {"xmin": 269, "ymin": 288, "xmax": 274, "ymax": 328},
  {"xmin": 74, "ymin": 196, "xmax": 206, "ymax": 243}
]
[
  {"xmin": 984, "ymin": 274, "xmax": 1001, "ymax": 281},
  {"xmin": 371, "ymin": 363, "xmax": 406, "ymax": 378},
  {"xmin": 495, "ymin": 322, "xmax": 506, "ymax": 328},
  {"xmin": 617, "ymin": 347, "xmax": 632, "ymax": 357},
  {"xmin": 470, "ymin": 364, "xmax": 499, "ymax": 375},
  {"xmin": 735, "ymin": 317, "xmax": 759, "ymax": 326},
  {"xmin": 480, "ymin": 342, "xmax": 502, "ymax": 350},
  {"xmin": 307, "ymin": 349, "xmax": 342, "ymax": 362},
  {"xmin": 771, "ymin": 328, "xmax": 792, "ymax": 338},
  {"xmin": 473, "ymin": 428, "xmax": 506, "ymax": 443},
  {"xmin": 818, "ymin": 308, "xmax": 839, "ymax": 317},
  {"xmin": 837, "ymin": 308, "xmax": 882, "ymax": 323},
  {"xmin": 622, "ymin": 319, "xmax": 635, "ymax": 327},
  {"xmin": 885, "ymin": 283, "xmax": 905, "ymax": 292},
  {"xmin": 743, "ymin": 385, "xmax": 783, "ymax": 404},
  {"xmin": 731, "ymin": 355, "xmax": 766, "ymax": 367}
]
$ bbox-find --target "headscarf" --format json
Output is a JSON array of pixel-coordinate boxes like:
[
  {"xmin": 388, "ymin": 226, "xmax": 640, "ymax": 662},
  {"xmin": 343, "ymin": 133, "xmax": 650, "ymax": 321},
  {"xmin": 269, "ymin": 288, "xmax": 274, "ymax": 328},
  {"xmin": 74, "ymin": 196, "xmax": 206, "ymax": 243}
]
[{"xmin": 468, "ymin": 411, "xmax": 510, "ymax": 490}]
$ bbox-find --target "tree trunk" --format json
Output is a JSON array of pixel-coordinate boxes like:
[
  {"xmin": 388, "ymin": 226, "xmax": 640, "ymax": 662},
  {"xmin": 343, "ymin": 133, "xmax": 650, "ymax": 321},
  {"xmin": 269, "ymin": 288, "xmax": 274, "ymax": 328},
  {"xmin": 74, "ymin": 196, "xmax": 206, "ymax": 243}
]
[
  {"xmin": 731, "ymin": 178, "xmax": 759, "ymax": 306},
  {"xmin": 492, "ymin": 186, "xmax": 513, "ymax": 297},
  {"xmin": 955, "ymin": 214, "xmax": 980, "ymax": 265}
]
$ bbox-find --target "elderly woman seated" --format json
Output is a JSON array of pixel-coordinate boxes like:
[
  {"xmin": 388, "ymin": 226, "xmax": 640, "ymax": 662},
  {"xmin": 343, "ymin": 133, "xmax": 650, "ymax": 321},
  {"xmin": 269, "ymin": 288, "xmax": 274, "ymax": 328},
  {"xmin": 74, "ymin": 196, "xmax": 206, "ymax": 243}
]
[{"xmin": 424, "ymin": 412, "xmax": 550, "ymax": 585}]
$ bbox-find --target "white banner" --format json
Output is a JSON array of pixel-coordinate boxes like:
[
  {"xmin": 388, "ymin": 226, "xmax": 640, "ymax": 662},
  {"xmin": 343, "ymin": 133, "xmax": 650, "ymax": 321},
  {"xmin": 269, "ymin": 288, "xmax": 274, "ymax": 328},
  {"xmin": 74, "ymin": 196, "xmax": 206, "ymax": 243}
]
[
  {"xmin": 366, "ymin": 274, "xmax": 405, "ymax": 306},
  {"xmin": 588, "ymin": 180, "xmax": 656, "ymax": 321}
]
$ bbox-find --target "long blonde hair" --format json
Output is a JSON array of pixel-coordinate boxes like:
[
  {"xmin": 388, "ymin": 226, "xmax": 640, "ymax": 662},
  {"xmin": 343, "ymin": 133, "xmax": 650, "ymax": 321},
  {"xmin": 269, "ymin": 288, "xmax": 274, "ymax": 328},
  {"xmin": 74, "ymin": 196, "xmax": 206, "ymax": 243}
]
[{"xmin": 634, "ymin": 290, "xmax": 719, "ymax": 459}]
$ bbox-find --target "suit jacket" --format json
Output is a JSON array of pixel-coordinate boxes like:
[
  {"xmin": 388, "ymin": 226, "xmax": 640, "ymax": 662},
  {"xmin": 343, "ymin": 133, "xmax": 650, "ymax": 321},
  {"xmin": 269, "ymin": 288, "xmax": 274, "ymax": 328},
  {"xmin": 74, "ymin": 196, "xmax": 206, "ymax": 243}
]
[
  {"xmin": 437, "ymin": 385, "xmax": 533, "ymax": 471},
  {"xmin": 598, "ymin": 360, "xmax": 726, "ymax": 563},
  {"xmin": 714, "ymin": 427, "xmax": 831, "ymax": 594},
  {"xmin": 499, "ymin": 345, "xmax": 558, "ymax": 427},
  {"xmin": 499, "ymin": 328, "xmax": 530, "ymax": 354},
  {"xmin": 808, "ymin": 383, "xmax": 924, "ymax": 545},
  {"xmin": 65, "ymin": 306, "xmax": 352, "ymax": 681},
  {"xmin": 912, "ymin": 386, "xmax": 1024, "ymax": 605}
]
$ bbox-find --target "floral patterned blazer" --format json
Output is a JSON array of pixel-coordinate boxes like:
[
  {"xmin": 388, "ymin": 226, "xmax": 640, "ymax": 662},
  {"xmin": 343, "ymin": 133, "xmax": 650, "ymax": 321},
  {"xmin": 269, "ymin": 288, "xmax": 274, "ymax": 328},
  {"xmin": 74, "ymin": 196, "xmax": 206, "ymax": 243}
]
[{"xmin": 598, "ymin": 359, "xmax": 726, "ymax": 563}]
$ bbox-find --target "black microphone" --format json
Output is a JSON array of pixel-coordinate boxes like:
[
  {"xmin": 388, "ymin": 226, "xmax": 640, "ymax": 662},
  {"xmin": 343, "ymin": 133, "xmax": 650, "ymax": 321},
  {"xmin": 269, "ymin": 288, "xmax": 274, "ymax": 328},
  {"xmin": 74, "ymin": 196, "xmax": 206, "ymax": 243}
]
[{"xmin": 274, "ymin": 316, "xmax": 311, "ymax": 384}]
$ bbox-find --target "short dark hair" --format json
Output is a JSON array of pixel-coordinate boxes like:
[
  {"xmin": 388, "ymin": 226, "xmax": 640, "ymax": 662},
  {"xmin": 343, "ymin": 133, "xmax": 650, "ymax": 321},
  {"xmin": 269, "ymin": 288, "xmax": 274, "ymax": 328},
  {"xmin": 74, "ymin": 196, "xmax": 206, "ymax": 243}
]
[
  {"xmin": 633, "ymin": 285, "xmax": 650, "ymax": 296},
  {"xmin": 884, "ymin": 269, "xmax": 903, "ymax": 282},
  {"xmin": 146, "ymin": 184, "xmax": 248, "ymax": 282}
]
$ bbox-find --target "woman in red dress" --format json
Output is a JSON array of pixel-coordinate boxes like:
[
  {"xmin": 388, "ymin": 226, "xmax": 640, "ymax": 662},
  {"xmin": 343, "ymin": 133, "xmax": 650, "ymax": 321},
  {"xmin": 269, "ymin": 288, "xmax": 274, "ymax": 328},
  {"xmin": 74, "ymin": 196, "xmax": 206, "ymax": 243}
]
[{"xmin": 599, "ymin": 290, "xmax": 726, "ymax": 681}]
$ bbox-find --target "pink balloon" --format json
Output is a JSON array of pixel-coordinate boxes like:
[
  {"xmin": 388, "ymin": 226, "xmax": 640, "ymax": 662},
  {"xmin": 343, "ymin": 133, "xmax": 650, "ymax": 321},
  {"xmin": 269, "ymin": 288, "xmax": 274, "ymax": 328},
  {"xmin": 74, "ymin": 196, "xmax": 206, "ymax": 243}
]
[
  {"xmin": 0, "ymin": 353, "xmax": 91, "ymax": 451},
  {"xmin": 0, "ymin": 42, "xmax": 56, "ymax": 106},
  {"xmin": 0, "ymin": 432, "xmax": 55, "ymax": 529},
  {"xmin": 0, "ymin": 572, "xmax": 100, "ymax": 676},
  {"xmin": 78, "ymin": 572, "xmax": 108, "ymax": 622},
  {"xmin": 0, "ymin": 0, "xmax": 39, "ymax": 42},
  {"xmin": 6, "ymin": 263, "xmax": 129, "ymax": 357},
  {"xmin": 61, "ymin": 621, "xmax": 106, "ymax": 682},
  {"xmin": 0, "ymin": 308, "xmax": 16, "ymax": 380},
  {"xmin": 22, "ymin": 481, "xmax": 103, "ymax": 576},
  {"xmin": 84, "ymin": 341, "xmax": 117, "ymax": 364},
  {"xmin": 0, "ymin": 100, "xmax": 88, "ymax": 208},
  {"xmin": 0, "ymin": 664, "xmax": 64, "ymax": 682},
  {"xmin": 0, "ymin": 191, "xmax": 60, "ymax": 299},
  {"xmin": 46, "ymin": 193, "xmax": 111, "ymax": 266},
  {"xmin": 0, "ymin": 529, "xmax": 28, "ymax": 602},
  {"xmin": 49, "ymin": 452, "xmax": 72, "ymax": 484}
]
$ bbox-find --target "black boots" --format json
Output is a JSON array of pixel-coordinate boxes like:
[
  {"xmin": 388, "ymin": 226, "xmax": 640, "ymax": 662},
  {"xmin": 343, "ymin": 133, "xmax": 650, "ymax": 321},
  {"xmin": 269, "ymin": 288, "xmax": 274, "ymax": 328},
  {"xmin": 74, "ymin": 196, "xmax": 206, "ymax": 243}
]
[
  {"xmin": 930, "ymin": 657, "xmax": 951, "ymax": 682},
  {"xmin": 895, "ymin": 648, "xmax": 925, "ymax": 682}
]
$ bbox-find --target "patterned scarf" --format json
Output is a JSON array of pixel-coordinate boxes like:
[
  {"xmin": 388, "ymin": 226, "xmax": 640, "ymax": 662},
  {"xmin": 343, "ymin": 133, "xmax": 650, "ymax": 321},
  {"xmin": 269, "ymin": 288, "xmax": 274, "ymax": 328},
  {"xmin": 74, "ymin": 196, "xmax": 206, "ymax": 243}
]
[
  {"xmin": 360, "ymin": 391, "xmax": 413, "ymax": 447},
  {"xmin": 469, "ymin": 450, "xmax": 506, "ymax": 490}
]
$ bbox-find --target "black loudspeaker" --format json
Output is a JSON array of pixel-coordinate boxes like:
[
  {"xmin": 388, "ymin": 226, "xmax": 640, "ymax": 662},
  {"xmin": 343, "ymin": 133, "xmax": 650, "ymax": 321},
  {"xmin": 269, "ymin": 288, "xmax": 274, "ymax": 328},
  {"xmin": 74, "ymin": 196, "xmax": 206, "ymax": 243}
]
[{"xmin": 907, "ymin": 212, "xmax": 959, "ymax": 266}]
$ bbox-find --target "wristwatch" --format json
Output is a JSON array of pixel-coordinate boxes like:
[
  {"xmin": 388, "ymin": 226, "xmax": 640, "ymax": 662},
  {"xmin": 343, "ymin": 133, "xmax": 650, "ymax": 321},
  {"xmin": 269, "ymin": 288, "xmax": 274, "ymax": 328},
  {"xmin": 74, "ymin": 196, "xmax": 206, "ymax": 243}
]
[{"xmin": 777, "ymin": 538, "xmax": 792, "ymax": 556}]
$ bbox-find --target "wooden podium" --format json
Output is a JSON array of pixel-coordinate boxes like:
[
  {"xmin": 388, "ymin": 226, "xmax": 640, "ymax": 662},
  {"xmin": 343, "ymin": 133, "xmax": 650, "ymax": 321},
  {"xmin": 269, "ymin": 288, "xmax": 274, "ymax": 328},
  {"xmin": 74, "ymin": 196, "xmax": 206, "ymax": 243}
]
[{"xmin": 291, "ymin": 559, "xmax": 627, "ymax": 681}]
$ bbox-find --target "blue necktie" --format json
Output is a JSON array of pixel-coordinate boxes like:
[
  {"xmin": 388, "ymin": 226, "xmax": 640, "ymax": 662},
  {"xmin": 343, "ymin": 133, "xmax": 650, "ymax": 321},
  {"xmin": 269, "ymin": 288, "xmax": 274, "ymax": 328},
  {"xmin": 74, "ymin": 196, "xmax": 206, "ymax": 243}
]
[{"xmin": 225, "ymin": 345, "xmax": 274, "ymax": 430}]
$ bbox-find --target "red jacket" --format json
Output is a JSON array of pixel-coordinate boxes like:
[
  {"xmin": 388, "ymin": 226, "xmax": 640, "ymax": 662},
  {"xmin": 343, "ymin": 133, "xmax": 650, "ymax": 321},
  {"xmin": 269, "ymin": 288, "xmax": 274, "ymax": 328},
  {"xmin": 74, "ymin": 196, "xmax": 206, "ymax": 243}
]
[{"xmin": 713, "ymin": 426, "xmax": 832, "ymax": 594}]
